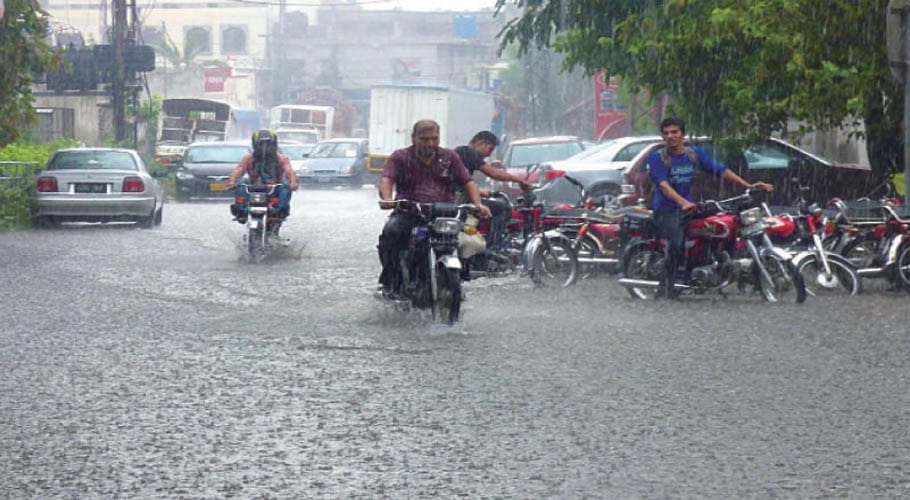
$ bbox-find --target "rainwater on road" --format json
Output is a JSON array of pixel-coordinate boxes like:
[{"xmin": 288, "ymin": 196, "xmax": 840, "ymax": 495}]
[{"xmin": 2, "ymin": 187, "xmax": 909, "ymax": 498}]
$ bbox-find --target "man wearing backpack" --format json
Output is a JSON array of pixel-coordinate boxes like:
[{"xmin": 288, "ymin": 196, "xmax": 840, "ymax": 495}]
[{"xmin": 648, "ymin": 117, "xmax": 773, "ymax": 299}]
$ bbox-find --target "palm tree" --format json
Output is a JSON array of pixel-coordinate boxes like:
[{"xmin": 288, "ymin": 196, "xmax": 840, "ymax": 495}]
[{"xmin": 148, "ymin": 25, "xmax": 205, "ymax": 69}]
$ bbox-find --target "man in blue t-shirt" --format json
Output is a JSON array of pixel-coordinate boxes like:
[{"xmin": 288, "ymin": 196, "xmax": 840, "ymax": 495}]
[{"xmin": 648, "ymin": 117, "xmax": 773, "ymax": 299}]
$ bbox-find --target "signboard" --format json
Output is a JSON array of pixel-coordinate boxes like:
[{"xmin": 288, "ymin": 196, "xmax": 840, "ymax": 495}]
[
  {"xmin": 594, "ymin": 70, "xmax": 628, "ymax": 141},
  {"xmin": 204, "ymin": 67, "xmax": 232, "ymax": 93}
]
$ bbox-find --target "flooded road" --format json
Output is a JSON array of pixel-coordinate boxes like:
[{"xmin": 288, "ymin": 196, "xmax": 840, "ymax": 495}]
[{"xmin": 2, "ymin": 187, "xmax": 909, "ymax": 497}]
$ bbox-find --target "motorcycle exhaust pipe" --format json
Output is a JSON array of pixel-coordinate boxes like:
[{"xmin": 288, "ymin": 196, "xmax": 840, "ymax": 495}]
[
  {"xmin": 577, "ymin": 257, "xmax": 619, "ymax": 264},
  {"xmin": 857, "ymin": 267, "xmax": 884, "ymax": 277},
  {"xmin": 617, "ymin": 278, "xmax": 692, "ymax": 290},
  {"xmin": 617, "ymin": 278, "xmax": 660, "ymax": 288}
]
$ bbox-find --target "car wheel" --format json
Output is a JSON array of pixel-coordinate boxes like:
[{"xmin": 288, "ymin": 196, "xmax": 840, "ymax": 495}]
[{"xmin": 153, "ymin": 204, "xmax": 163, "ymax": 226}]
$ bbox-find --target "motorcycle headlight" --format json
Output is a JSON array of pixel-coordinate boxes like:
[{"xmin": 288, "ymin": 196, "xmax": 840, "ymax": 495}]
[
  {"xmin": 432, "ymin": 217, "xmax": 463, "ymax": 235},
  {"xmin": 175, "ymin": 170, "xmax": 195, "ymax": 180},
  {"xmin": 739, "ymin": 207, "xmax": 762, "ymax": 226}
]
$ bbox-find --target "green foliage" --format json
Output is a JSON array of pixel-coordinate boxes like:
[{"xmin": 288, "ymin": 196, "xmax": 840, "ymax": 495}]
[
  {"xmin": 0, "ymin": 0, "xmax": 61, "ymax": 147},
  {"xmin": 148, "ymin": 28, "xmax": 205, "ymax": 68},
  {"xmin": 0, "ymin": 138, "xmax": 79, "ymax": 230},
  {"xmin": 496, "ymin": 0, "xmax": 901, "ymax": 178}
]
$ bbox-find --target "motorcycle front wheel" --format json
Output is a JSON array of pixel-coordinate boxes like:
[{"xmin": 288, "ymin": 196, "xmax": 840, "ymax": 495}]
[
  {"xmin": 530, "ymin": 240, "xmax": 578, "ymax": 287},
  {"xmin": 757, "ymin": 254, "xmax": 807, "ymax": 303},
  {"xmin": 796, "ymin": 253, "xmax": 862, "ymax": 297},
  {"xmin": 435, "ymin": 265, "xmax": 462, "ymax": 325}
]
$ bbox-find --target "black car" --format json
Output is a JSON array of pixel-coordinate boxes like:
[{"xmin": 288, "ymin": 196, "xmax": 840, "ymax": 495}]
[{"xmin": 174, "ymin": 141, "xmax": 251, "ymax": 201}]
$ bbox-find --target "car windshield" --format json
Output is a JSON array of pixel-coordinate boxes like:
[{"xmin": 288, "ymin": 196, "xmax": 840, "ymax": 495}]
[
  {"xmin": 183, "ymin": 146, "xmax": 249, "ymax": 163},
  {"xmin": 281, "ymin": 145, "xmax": 315, "ymax": 159},
  {"xmin": 509, "ymin": 142, "xmax": 584, "ymax": 167},
  {"xmin": 563, "ymin": 139, "xmax": 620, "ymax": 161},
  {"xmin": 47, "ymin": 151, "xmax": 137, "ymax": 171},
  {"xmin": 309, "ymin": 142, "xmax": 359, "ymax": 159}
]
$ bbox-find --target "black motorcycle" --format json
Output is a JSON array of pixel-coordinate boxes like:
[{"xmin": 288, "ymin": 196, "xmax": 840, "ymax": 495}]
[
  {"xmin": 389, "ymin": 200, "xmax": 477, "ymax": 325},
  {"xmin": 235, "ymin": 183, "xmax": 285, "ymax": 262}
]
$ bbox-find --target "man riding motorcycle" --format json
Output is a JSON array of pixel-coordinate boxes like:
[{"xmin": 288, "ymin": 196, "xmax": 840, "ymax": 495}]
[
  {"xmin": 227, "ymin": 129, "xmax": 299, "ymax": 225},
  {"xmin": 377, "ymin": 119, "xmax": 492, "ymax": 299}
]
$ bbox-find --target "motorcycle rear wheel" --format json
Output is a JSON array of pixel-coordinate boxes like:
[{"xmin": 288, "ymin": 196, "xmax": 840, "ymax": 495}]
[
  {"xmin": 623, "ymin": 245, "xmax": 665, "ymax": 300},
  {"xmin": 530, "ymin": 240, "xmax": 578, "ymax": 287},
  {"xmin": 796, "ymin": 253, "xmax": 862, "ymax": 297},
  {"xmin": 894, "ymin": 241, "xmax": 910, "ymax": 291},
  {"xmin": 757, "ymin": 254, "xmax": 807, "ymax": 303}
]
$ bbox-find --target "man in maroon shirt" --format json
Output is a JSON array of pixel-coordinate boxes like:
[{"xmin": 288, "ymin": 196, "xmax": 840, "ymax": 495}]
[{"xmin": 377, "ymin": 119, "xmax": 491, "ymax": 297}]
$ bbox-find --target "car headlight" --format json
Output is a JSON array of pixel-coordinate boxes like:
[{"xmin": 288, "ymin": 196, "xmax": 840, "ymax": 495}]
[
  {"xmin": 175, "ymin": 170, "xmax": 195, "ymax": 180},
  {"xmin": 739, "ymin": 207, "xmax": 762, "ymax": 226},
  {"xmin": 432, "ymin": 217, "xmax": 463, "ymax": 235}
]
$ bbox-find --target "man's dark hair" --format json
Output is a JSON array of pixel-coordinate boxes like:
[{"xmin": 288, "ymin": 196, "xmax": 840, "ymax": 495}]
[
  {"xmin": 660, "ymin": 117, "xmax": 686, "ymax": 133},
  {"xmin": 470, "ymin": 130, "xmax": 499, "ymax": 147}
]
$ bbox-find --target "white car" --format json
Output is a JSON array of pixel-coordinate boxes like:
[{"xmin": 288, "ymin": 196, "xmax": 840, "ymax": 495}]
[
  {"xmin": 534, "ymin": 136, "xmax": 663, "ymax": 206},
  {"xmin": 34, "ymin": 148, "xmax": 166, "ymax": 228}
]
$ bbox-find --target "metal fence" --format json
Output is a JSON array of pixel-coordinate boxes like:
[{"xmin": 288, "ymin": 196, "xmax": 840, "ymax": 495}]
[{"xmin": 0, "ymin": 161, "xmax": 41, "ymax": 229}]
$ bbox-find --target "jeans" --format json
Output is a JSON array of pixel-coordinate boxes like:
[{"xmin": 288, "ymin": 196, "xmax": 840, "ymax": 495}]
[
  {"xmin": 485, "ymin": 197, "xmax": 511, "ymax": 250},
  {"xmin": 377, "ymin": 211, "xmax": 419, "ymax": 293},
  {"xmin": 654, "ymin": 210, "xmax": 685, "ymax": 295},
  {"xmin": 231, "ymin": 179, "xmax": 292, "ymax": 219}
]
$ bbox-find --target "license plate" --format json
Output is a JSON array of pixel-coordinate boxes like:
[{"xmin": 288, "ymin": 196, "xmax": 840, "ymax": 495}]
[
  {"xmin": 74, "ymin": 183, "xmax": 107, "ymax": 193},
  {"xmin": 317, "ymin": 177, "xmax": 332, "ymax": 183},
  {"xmin": 209, "ymin": 182, "xmax": 229, "ymax": 192}
]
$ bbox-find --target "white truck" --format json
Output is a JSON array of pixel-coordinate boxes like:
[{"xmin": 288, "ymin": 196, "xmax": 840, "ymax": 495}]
[
  {"xmin": 366, "ymin": 85, "xmax": 495, "ymax": 176},
  {"xmin": 268, "ymin": 104, "xmax": 335, "ymax": 145}
]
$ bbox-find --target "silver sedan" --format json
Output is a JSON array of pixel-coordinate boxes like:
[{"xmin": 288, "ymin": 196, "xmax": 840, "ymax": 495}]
[{"xmin": 34, "ymin": 148, "xmax": 166, "ymax": 228}]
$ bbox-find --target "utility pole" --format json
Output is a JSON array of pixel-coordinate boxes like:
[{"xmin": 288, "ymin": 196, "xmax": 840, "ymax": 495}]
[{"xmin": 112, "ymin": 0, "xmax": 128, "ymax": 143}]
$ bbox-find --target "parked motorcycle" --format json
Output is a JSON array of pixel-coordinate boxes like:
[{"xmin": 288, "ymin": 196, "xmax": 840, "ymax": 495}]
[
  {"xmin": 837, "ymin": 199, "xmax": 910, "ymax": 290},
  {"xmin": 762, "ymin": 181, "xmax": 861, "ymax": 296},
  {"xmin": 235, "ymin": 183, "xmax": 288, "ymax": 262},
  {"xmin": 618, "ymin": 189, "xmax": 807, "ymax": 303},
  {"xmin": 389, "ymin": 200, "xmax": 477, "ymax": 325}
]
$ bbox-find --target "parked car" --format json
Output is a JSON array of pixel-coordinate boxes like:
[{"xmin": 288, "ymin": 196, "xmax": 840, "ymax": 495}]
[
  {"xmin": 279, "ymin": 142, "xmax": 315, "ymax": 175},
  {"xmin": 174, "ymin": 141, "xmax": 251, "ymax": 201},
  {"xmin": 297, "ymin": 138, "xmax": 368, "ymax": 186},
  {"xmin": 535, "ymin": 135, "xmax": 664, "ymax": 206},
  {"xmin": 489, "ymin": 136, "xmax": 586, "ymax": 195},
  {"xmin": 620, "ymin": 137, "xmax": 875, "ymax": 207},
  {"xmin": 34, "ymin": 148, "xmax": 166, "ymax": 228}
]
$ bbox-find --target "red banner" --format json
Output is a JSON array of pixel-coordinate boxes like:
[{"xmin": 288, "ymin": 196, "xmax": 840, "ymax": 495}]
[
  {"xmin": 204, "ymin": 67, "xmax": 232, "ymax": 93},
  {"xmin": 594, "ymin": 70, "xmax": 628, "ymax": 141}
]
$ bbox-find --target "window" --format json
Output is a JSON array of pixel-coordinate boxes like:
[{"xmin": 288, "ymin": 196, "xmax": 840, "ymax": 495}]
[
  {"xmin": 185, "ymin": 26, "xmax": 211, "ymax": 55},
  {"xmin": 183, "ymin": 146, "xmax": 250, "ymax": 163},
  {"xmin": 221, "ymin": 25, "xmax": 246, "ymax": 54},
  {"xmin": 48, "ymin": 151, "xmax": 138, "ymax": 171}
]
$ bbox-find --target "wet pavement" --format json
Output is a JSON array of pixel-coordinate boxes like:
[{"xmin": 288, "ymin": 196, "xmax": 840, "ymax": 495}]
[{"xmin": 2, "ymin": 186, "xmax": 910, "ymax": 498}]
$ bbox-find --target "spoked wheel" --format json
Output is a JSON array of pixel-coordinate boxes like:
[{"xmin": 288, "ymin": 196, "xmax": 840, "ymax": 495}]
[
  {"xmin": 842, "ymin": 237, "xmax": 878, "ymax": 269},
  {"xmin": 434, "ymin": 265, "xmax": 462, "ymax": 325},
  {"xmin": 796, "ymin": 253, "xmax": 862, "ymax": 297},
  {"xmin": 623, "ymin": 245, "xmax": 665, "ymax": 300},
  {"xmin": 757, "ymin": 254, "xmax": 807, "ymax": 303},
  {"xmin": 894, "ymin": 242, "xmax": 910, "ymax": 291},
  {"xmin": 530, "ymin": 240, "xmax": 578, "ymax": 287},
  {"xmin": 574, "ymin": 234, "xmax": 601, "ymax": 280},
  {"xmin": 247, "ymin": 228, "xmax": 266, "ymax": 263}
]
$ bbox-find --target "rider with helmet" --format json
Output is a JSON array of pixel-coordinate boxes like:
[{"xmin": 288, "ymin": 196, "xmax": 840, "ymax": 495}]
[{"xmin": 227, "ymin": 129, "xmax": 299, "ymax": 223}]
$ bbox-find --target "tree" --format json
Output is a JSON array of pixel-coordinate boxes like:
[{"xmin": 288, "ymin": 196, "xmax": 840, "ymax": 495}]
[
  {"xmin": 148, "ymin": 26, "xmax": 206, "ymax": 69},
  {"xmin": 0, "ymin": 0, "xmax": 61, "ymax": 147},
  {"xmin": 496, "ymin": 0, "xmax": 901, "ymax": 180}
]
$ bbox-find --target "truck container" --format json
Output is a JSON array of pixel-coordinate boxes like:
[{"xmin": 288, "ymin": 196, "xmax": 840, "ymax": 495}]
[{"xmin": 366, "ymin": 85, "xmax": 494, "ymax": 175}]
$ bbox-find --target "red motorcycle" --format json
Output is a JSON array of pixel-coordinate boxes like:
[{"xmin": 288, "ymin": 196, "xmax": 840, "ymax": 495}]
[{"xmin": 618, "ymin": 189, "xmax": 807, "ymax": 302}]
